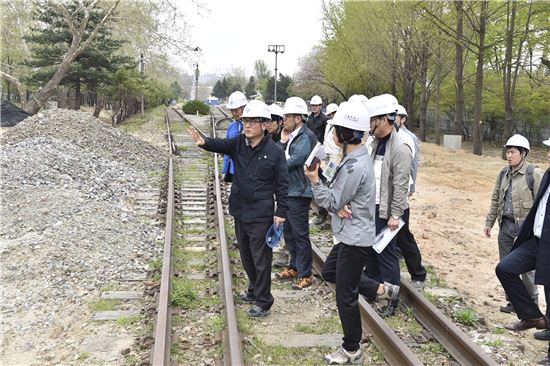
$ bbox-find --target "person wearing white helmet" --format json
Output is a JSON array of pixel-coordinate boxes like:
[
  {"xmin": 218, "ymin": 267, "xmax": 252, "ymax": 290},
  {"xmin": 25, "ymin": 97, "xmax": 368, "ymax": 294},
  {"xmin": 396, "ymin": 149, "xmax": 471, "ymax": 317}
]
[
  {"xmin": 266, "ymin": 103, "xmax": 284, "ymax": 143},
  {"xmin": 496, "ymin": 136, "xmax": 550, "ymax": 353},
  {"xmin": 394, "ymin": 104, "xmax": 427, "ymax": 289},
  {"xmin": 306, "ymin": 95, "xmax": 329, "ymax": 144},
  {"xmin": 275, "ymin": 96, "xmax": 318, "ymax": 290},
  {"xmin": 304, "ymin": 101, "xmax": 399, "ymax": 365},
  {"xmin": 222, "ymin": 91, "xmax": 248, "ymax": 182},
  {"xmin": 314, "ymin": 102, "xmax": 342, "ymax": 226},
  {"xmin": 486, "ymin": 134, "xmax": 543, "ymax": 314},
  {"xmin": 362, "ymin": 93, "xmax": 412, "ymax": 317},
  {"xmin": 188, "ymin": 100, "xmax": 289, "ymax": 318}
]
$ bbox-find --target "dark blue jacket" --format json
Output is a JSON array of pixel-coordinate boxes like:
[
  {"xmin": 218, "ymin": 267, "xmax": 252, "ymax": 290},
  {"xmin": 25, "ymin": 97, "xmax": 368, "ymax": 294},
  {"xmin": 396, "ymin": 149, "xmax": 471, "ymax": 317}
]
[
  {"xmin": 280, "ymin": 125, "xmax": 317, "ymax": 198},
  {"xmin": 202, "ymin": 134, "xmax": 289, "ymax": 223},
  {"xmin": 221, "ymin": 119, "xmax": 242, "ymax": 175},
  {"xmin": 513, "ymin": 169, "xmax": 550, "ymax": 286},
  {"xmin": 306, "ymin": 112, "xmax": 328, "ymax": 144}
]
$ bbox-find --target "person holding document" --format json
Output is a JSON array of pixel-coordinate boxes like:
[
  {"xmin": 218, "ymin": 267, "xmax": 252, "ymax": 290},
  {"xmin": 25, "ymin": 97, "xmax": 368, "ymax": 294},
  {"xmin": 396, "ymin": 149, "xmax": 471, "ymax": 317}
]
[
  {"xmin": 304, "ymin": 102, "xmax": 400, "ymax": 365},
  {"xmin": 364, "ymin": 94, "xmax": 412, "ymax": 317}
]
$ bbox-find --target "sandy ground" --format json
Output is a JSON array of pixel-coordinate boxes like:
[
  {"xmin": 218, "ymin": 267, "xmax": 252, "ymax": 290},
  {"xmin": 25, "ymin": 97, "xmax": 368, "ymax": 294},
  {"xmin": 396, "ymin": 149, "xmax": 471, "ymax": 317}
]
[{"xmin": 410, "ymin": 141, "xmax": 549, "ymax": 364}]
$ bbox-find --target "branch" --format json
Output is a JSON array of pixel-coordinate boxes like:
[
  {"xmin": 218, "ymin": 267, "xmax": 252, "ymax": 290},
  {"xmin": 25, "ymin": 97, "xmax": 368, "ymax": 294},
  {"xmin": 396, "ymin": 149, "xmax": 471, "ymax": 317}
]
[{"xmin": 77, "ymin": 0, "xmax": 120, "ymax": 53}]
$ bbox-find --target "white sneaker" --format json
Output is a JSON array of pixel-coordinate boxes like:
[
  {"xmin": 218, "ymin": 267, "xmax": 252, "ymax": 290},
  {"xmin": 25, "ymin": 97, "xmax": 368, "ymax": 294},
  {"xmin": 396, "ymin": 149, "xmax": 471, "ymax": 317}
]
[
  {"xmin": 377, "ymin": 282, "xmax": 400, "ymax": 302},
  {"xmin": 324, "ymin": 347, "xmax": 363, "ymax": 365}
]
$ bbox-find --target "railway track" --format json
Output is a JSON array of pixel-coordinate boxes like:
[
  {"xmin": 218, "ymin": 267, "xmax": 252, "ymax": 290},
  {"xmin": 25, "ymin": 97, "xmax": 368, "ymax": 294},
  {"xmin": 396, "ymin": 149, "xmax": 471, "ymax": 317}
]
[{"xmin": 151, "ymin": 105, "xmax": 496, "ymax": 365}]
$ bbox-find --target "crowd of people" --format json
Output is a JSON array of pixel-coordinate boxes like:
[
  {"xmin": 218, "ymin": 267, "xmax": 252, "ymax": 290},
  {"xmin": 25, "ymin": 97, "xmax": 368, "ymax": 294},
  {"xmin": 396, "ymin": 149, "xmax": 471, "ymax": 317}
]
[{"xmin": 188, "ymin": 90, "xmax": 550, "ymax": 365}]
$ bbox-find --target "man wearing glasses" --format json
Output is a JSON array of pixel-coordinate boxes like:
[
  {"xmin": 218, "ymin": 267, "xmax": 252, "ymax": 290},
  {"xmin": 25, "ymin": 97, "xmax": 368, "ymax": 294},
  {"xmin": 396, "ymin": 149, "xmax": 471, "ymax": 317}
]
[{"xmin": 188, "ymin": 100, "xmax": 289, "ymax": 317}]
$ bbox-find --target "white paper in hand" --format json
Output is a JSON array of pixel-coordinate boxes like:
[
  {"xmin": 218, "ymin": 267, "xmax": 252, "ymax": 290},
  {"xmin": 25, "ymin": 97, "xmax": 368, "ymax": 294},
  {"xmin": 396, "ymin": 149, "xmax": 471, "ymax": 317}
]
[
  {"xmin": 372, "ymin": 219, "xmax": 405, "ymax": 254},
  {"xmin": 305, "ymin": 142, "xmax": 326, "ymax": 169}
]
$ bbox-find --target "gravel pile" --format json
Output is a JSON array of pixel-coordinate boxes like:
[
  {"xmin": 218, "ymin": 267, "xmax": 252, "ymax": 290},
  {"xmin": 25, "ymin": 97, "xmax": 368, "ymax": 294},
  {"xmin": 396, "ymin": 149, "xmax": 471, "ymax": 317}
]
[
  {"xmin": 0, "ymin": 109, "xmax": 166, "ymax": 364},
  {"xmin": 0, "ymin": 109, "xmax": 166, "ymax": 172}
]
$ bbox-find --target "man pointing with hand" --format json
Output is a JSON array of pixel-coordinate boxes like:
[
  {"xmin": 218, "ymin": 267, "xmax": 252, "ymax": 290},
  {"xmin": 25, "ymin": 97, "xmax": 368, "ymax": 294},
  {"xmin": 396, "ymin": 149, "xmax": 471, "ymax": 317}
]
[{"xmin": 188, "ymin": 100, "xmax": 288, "ymax": 318}]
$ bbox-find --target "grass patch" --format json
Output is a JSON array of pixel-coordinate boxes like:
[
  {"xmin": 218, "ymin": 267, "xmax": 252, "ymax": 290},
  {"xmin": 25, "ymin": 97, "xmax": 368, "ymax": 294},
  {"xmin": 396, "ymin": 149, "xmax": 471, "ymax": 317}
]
[
  {"xmin": 295, "ymin": 315, "xmax": 342, "ymax": 334},
  {"xmin": 77, "ymin": 351, "xmax": 90, "ymax": 360},
  {"xmin": 236, "ymin": 308, "xmax": 253, "ymax": 334},
  {"xmin": 425, "ymin": 265, "xmax": 447, "ymax": 287},
  {"xmin": 89, "ymin": 299, "xmax": 121, "ymax": 312},
  {"xmin": 150, "ymin": 258, "xmax": 162, "ymax": 271},
  {"xmin": 119, "ymin": 105, "xmax": 165, "ymax": 133},
  {"xmin": 422, "ymin": 290, "xmax": 438, "ymax": 305},
  {"xmin": 385, "ymin": 311, "xmax": 423, "ymax": 335},
  {"xmin": 124, "ymin": 352, "xmax": 140, "ymax": 366},
  {"xmin": 493, "ymin": 326, "xmax": 505, "ymax": 334},
  {"xmin": 419, "ymin": 341, "xmax": 445, "ymax": 354},
  {"xmin": 207, "ymin": 314, "xmax": 225, "ymax": 332},
  {"xmin": 116, "ymin": 313, "xmax": 141, "ymax": 327},
  {"xmin": 244, "ymin": 336, "xmax": 333, "ymax": 365},
  {"xmin": 483, "ymin": 338, "xmax": 504, "ymax": 348},
  {"xmin": 170, "ymin": 278, "xmax": 198, "ymax": 309},
  {"xmin": 454, "ymin": 308, "xmax": 478, "ymax": 326}
]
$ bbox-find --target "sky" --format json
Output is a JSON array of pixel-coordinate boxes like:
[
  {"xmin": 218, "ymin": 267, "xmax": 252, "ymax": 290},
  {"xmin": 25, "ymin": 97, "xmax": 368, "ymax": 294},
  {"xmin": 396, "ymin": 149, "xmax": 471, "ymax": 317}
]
[{"xmin": 179, "ymin": 0, "xmax": 325, "ymax": 78}]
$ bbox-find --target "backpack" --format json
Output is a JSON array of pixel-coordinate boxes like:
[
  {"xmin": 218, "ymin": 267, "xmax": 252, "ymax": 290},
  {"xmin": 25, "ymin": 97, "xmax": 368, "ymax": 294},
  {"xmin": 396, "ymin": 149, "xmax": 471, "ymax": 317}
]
[{"xmin": 500, "ymin": 164, "xmax": 536, "ymax": 198}]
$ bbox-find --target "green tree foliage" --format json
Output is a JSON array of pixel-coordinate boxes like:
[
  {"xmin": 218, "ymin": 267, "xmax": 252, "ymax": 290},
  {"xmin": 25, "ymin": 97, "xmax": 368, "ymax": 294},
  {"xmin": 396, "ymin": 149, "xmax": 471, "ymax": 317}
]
[
  {"xmin": 24, "ymin": 1, "xmax": 131, "ymax": 109},
  {"xmin": 245, "ymin": 76, "xmax": 256, "ymax": 98},
  {"xmin": 313, "ymin": 0, "xmax": 549, "ymax": 150},
  {"xmin": 212, "ymin": 80, "xmax": 226, "ymax": 99},
  {"xmin": 265, "ymin": 74, "xmax": 292, "ymax": 103},
  {"xmin": 170, "ymin": 81, "xmax": 183, "ymax": 101},
  {"xmin": 182, "ymin": 100, "xmax": 210, "ymax": 115}
]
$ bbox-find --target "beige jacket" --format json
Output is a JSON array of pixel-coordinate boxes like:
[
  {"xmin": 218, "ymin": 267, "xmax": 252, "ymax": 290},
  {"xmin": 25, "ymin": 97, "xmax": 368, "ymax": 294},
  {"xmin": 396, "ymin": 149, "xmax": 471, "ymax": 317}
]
[
  {"xmin": 485, "ymin": 161, "xmax": 543, "ymax": 228},
  {"xmin": 369, "ymin": 129, "xmax": 412, "ymax": 219}
]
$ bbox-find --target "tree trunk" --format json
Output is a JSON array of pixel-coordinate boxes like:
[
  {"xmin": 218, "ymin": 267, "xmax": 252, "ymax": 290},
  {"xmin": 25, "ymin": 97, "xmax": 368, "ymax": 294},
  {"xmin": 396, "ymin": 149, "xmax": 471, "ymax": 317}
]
[
  {"xmin": 502, "ymin": 1, "xmax": 515, "ymax": 142},
  {"xmin": 453, "ymin": 0, "xmax": 464, "ymax": 136},
  {"xmin": 472, "ymin": 1, "xmax": 488, "ymax": 156},
  {"xmin": 93, "ymin": 95, "xmax": 104, "ymax": 118},
  {"xmin": 418, "ymin": 45, "xmax": 430, "ymax": 142},
  {"xmin": 74, "ymin": 80, "xmax": 81, "ymax": 110},
  {"xmin": 0, "ymin": 71, "xmax": 27, "ymax": 107}
]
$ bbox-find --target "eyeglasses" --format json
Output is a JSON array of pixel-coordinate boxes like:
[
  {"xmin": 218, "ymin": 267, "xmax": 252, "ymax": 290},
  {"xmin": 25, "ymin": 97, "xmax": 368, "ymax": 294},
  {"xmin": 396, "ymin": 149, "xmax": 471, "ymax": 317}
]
[{"xmin": 243, "ymin": 118, "xmax": 264, "ymax": 125}]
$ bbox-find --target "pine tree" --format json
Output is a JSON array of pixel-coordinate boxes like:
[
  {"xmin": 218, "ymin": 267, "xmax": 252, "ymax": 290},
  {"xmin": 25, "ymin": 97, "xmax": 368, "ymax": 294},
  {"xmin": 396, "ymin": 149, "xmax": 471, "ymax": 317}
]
[
  {"xmin": 24, "ymin": 1, "xmax": 130, "ymax": 110},
  {"xmin": 212, "ymin": 80, "xmax": 226, "ymax": 99},
  {"xmin": 244, "ymin": 76, "xmax": 256, "ymax": 98}
]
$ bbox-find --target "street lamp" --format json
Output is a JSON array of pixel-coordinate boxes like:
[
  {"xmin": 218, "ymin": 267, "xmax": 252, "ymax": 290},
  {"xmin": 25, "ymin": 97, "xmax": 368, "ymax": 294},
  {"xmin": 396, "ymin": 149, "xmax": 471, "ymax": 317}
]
[
  {"xmin": 193, "ymin": 47, "xmax": 201, "ymax": 101},
  {"xmin": 268, "ymin": 44, "xmax": 285, "ymax": 103}
]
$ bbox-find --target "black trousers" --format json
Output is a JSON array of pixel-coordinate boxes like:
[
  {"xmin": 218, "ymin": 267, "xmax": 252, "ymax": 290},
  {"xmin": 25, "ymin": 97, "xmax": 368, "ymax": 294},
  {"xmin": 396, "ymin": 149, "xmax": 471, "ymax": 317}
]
[
  {"xmin": 365, "ymin": 205, "xmax": 401, "ymax": 285},
  {"xmin": 397, "ymin": 208, "xmax": 426, "ymax": 281},
  {"xmin": 235, "ymin": 218, "xmax": 274, "ymax": 310},
  {"xmin": 322, "ymin": 243, "xmax": 372, "ymax": 352},
  {"xmin": 284, "ymin": 197, "xmax": 313, "ymax": 277},
  {"xmin": 322, "ymin": 243, "xmax": 380, "ymax": 302},
  {"xmin": 495, "ymin": 237, "xmax": 550, "ymax": 321}
]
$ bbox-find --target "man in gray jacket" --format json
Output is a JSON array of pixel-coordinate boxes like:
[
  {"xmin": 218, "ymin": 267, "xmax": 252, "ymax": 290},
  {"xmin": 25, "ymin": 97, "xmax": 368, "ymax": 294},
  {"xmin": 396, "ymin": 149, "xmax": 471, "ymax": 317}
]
[{"xmin": 365, "ymin": 94, "xmax": 412, "ymax": 317}]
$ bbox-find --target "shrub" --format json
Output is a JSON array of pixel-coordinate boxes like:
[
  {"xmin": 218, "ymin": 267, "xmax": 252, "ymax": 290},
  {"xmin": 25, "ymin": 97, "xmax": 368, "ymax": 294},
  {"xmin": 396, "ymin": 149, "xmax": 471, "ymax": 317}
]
[{"xmin": 182, "ymin": 100, "xmax": 210, "ymax": 115}]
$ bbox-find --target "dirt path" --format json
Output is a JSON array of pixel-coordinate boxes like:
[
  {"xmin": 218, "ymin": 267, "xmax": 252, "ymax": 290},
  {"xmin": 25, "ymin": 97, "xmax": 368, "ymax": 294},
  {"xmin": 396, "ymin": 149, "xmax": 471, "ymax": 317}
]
[{"xmin": 410, "ymin": 142, "xmax": 548, "ymax": 364}]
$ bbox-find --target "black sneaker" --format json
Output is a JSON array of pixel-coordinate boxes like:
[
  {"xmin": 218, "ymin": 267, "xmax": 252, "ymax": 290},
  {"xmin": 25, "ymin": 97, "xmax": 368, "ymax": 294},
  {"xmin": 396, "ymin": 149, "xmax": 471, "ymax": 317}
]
[
  {"xmin": 239, "ymin": 291, "xmax": 255, "ymax": 303},
  {"xmin": 534, "ymin": 328, "xmax": 550, "ymax": 341},
  {"xmin": 246, "ymin": 304, "xmax": 270, "ymax": 317},
  {"xmin": 500, "ymin": 302, "xmax": 515, "ymax": 314}
]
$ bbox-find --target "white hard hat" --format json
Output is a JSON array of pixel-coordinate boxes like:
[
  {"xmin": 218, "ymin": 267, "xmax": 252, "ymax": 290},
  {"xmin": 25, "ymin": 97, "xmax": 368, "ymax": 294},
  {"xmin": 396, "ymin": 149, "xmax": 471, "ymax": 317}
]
[
  {"xmin": 328, "ymin": 101, "xmax": 370, "ymax": 132},
  {"xmin": 543, "ymin": 137, "xmax": 550, "ymax": 147},
  {"xmin": 326, "ymin": 103, "xmax": 339, "ymax": 115},
  {"xmin": 242, "ymin": 100, "xmax": 271, "ymax": 120},
  {"xmin": 397, "ymin": 105, "xmax": 407, "ymax": 116},
  {"xmin": 348, "ymin": 94, "xmax": 368, "ymax": 103},
  {"xmin": 505, "ymin": 134, "xmax": 530, "ymax": 151},
  {"xmin": 269, "ymin": 103, "xmax": 284, "ymax": 119},
  {"xmin": 226, "ymin": 91, "xmax": 247, "ymax": 109},
  {"xmin": 366, "ymin": 94, "xmax": 398, "ymax": 119},
  {"xmin": 310, "ymin": 95, "xmax": 323, "ymax": 105},
  {"xmin": 283, "ymin": 96, "xmax": 308, "ymax": 115}
]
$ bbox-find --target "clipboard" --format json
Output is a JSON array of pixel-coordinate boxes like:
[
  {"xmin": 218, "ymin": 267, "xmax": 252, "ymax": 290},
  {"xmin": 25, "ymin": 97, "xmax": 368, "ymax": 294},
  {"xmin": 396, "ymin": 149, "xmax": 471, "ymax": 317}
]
[{"xmin": 372, "ymin": 219, "xmax": 405, "ymax": 254}]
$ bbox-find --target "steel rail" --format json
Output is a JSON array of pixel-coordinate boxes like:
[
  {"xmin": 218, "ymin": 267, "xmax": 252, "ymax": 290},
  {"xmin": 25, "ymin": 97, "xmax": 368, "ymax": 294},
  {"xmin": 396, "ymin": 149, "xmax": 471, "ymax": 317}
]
[
  {"xmin": 399, "ymin": 278, "xmax": 497, "ymax": 366},
  {"xmin": 210, "ymin": 112, "xmax": 244, "ymax": 366},
  {"xmin": 151, "ymin": 111, "xmax": 176, "ymax": 365},
  {"xmin": 311, "ymin": 244, "xmax": 422, "ymax": 366}
]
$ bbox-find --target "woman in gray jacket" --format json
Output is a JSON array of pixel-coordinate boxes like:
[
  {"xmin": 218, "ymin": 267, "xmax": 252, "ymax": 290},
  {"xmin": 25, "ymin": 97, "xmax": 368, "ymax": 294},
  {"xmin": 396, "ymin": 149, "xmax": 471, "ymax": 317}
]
[{"xmin": 305, "ymin": 102, "xmax": 399, "ymax": 365}]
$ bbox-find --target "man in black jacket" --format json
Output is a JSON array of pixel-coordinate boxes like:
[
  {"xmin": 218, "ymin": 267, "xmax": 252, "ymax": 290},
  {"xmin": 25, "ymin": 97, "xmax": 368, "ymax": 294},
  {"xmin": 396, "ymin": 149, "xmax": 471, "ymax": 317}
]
[
  {"xmin": 189, "ymin": 100, "xmax": 289, "ymax": 317},
  {"xmin": 496, "ymin": 137, "xmax": 550, "ymax": 365},
  {"xmin": 306, "ymin": 95, "xmax": 328, "ymax": 144}
]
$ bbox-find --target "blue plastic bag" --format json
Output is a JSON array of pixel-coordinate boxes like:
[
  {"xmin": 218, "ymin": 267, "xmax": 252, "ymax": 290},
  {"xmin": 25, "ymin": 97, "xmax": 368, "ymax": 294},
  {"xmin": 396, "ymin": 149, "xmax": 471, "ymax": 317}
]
[{"xmin": 265, "ymin": 223, "xmax": 284, "ymax": 249}]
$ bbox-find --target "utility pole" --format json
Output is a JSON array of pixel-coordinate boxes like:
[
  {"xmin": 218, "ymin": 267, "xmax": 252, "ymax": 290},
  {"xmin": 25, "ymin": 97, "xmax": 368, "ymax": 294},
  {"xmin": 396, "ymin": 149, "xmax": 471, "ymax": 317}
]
[
  {"xmin": 140, "ymin": 53, "xmax": 144, "ymax": 117},
  {"xmin": 268, "ymin": 44, "xmax": 285, "ymax": 103}
]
